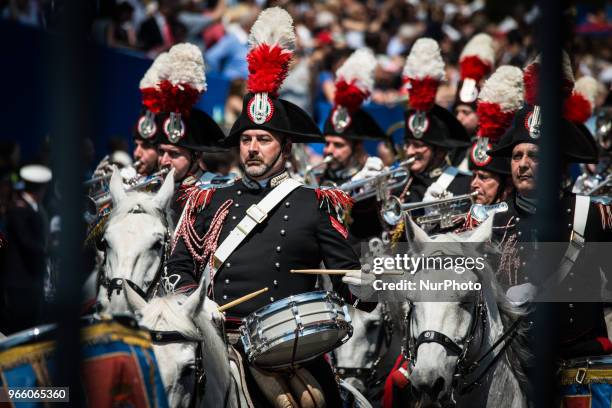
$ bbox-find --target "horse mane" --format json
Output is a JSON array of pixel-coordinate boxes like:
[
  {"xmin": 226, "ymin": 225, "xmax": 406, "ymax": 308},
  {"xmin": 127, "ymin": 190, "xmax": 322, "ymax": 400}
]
[{"xmin": 109, "ymin": 191, "xmax": 175, "ymax": 232}]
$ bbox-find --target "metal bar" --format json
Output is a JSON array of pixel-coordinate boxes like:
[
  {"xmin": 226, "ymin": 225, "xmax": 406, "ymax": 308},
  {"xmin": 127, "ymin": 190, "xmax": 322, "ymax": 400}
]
[
  {"xmin": 46, "ymin": 1, "xmax": 90, "ymax": 404},
  {"xmin": 533, "ymin": 0, "xmax": 566, "ymax": 406}
]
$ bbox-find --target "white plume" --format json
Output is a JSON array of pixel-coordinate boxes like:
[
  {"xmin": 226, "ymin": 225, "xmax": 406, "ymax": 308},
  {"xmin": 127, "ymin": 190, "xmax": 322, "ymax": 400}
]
[
  {"xmin": 139, "ymin": 52, "xmax": 170, "ymax": 89},
  {"xmin": 248, "ymin": 7, "xmax": 296, "ymax": 51},
  {"xmin": 335, "ymin": 48, "xmax": 378, "ymax": 93},
  {"xmin": 402, "ymin": 38, "xmax": 445, "ymax": 81},
  {"xmin": 574, "ymin": 76, "xmax": 599, "ymax": 109},
  {"xmin": 166, "ymin": 43, "xmax": 206, "ymax": 92},
  {"xmin": 459, "ymin": 33, "xmax": 495, "ymax": 65},
  {"xmin": 478, "ymin": 65, "xmax": 524, "ymax": 112}
]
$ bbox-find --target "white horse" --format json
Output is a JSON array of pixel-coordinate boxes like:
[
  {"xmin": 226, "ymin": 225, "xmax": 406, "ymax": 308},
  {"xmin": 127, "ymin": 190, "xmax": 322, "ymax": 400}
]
[
  {"xmin": 123, "ymin": 279, "xmax": 238, "ymax": 408},
  {"xmin": 90, "ymin": 168, "xmax": 175, "ymax": 313},
  {"xmin": 333, "ymin": 303, "xmax": 403, "ymax": 407},
  {"xmin": 381, "ymin": 218, "xmax": 531, "ymax": 408}
]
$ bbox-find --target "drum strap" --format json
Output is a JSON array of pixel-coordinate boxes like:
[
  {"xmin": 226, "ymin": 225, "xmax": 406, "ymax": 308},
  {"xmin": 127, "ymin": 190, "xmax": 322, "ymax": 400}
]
[
  {"xmin": 203, "ymin": 178, "xmax": 303, "ymax": 293},
  {"xmin": 553, "ymin": 195, "xmax": 590, "ymax": 285}
]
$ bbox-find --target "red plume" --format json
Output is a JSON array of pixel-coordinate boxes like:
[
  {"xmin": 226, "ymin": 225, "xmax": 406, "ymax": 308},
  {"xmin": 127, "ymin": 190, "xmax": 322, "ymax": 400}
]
[
  {"xmin": 563, "ymin": 92, "xmax": 592, "ymax": 124},
  {"xmin": 334, "ymin": 80, "xmax": 369, "ymax": 113},
  {"xmin": 158, "ymin": 80, "xmax": 201, "ymax": 117},
  {"xmin": 141, "ymin": 87, "xmax": 164, "ymax": 114},
  {"xmin": 477, "ymin": 102, "xmax": 515, "ymax": 143},
  {"xmin": 460, "ymin": 56, "xmax": 492, "ymax": 83},
  {"xmin": 408, "ymin": 77, "xmax": 439, "ymax": 111},
  {"xmin": 246, "ymin": 44, "xmax": 293, "ymax": 97}
]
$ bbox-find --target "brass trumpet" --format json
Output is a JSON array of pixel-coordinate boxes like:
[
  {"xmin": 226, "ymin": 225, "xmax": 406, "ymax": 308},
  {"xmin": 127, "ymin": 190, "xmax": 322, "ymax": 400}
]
[
  {"xmin": 381, "ymin": 191, "xmax": 478, "ymax": 226},
  {"xmin": 336, "ymin": 157, "xmax": 415, "ymax": 202}
]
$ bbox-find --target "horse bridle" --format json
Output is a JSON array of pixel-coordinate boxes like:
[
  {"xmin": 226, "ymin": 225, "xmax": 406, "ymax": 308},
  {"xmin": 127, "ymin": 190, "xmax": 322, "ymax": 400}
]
[
  {"xmin": 403, "ymin": 291, "xmax": 524, "ymax": 398},
  {"xmin": 335, "ymin": 302, "xmax": 395, "ymax": 389},
  {"xmin": 149, "ymin": 329, "xmax": 208, "ymax": 408},
  {"xmin": 97, "ymin": 206, "xmax": 171, "ymax": 303}
]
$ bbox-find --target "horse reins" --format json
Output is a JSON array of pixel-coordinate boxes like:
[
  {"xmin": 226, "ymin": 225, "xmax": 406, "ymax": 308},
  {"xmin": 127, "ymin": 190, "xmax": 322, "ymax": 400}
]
[{"xmin": 403, "ymin": 291, "xmax": 524, "ymax": 398}]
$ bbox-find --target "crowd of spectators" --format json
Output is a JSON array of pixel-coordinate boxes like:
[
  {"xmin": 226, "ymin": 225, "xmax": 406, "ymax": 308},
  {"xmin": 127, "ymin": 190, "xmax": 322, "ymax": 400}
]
[{"xmin": 2, "ymin": 0, "xmax": 610, "ymax": 126}]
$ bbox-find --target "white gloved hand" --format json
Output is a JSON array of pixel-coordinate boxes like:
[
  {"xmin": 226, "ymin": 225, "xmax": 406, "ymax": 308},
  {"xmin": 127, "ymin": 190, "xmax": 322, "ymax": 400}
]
[
  {"xmin": 342, "ymin": 268, "xmax": 377, "ymax": 301},
  {"xmin": 506, "ymin": 283, "xmax": 538, "ymax": 306},
  {"xmin": 204, "ymin": 297, "xmax": 225, "ymax": 325},
  {"xmin": 423, "ymin": 183, "xmax": 453, "ymax": 202},
  {"xmin": 93, "ymin": 155, "xmax": 112, "ymax": 178},
  {"xmin": 351, "ymin": 157, "xmax": 385, "ymax": 182}
]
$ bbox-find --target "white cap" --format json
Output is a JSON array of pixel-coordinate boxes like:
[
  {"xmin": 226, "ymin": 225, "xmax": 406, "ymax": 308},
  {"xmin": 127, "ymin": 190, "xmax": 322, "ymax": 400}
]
[{"xmin": 19, "ymin": 164, "xmax": 52, "ymax": 184}]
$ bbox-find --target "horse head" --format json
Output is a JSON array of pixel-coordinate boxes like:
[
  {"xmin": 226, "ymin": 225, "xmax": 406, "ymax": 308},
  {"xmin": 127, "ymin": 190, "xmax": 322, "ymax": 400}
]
[
  {"xmin": 97, "ymin": 168, "xmax": 175, "ymax": 313},
  {"xmin": 124, "ymin": 278, "xmax": 205, "ymax": 408},
  {"xmin": 402, "ymin": 217, "xmax": 500, "ymax": 405}
]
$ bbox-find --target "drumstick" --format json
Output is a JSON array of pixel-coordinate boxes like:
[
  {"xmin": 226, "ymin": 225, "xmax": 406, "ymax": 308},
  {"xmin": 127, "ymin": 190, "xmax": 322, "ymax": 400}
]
[
  {"xmin": 217, "ymin": 287, "xmax": 269, "ymax": 312},
  {"xmin": 290, "ymin": 269, "xmax": 403, "ymax": 276}
]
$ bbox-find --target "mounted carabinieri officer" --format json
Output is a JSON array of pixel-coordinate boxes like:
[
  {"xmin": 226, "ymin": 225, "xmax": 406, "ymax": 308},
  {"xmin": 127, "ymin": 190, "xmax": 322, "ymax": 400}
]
[
  {"xmin": 137, "ymin": 43, "xmax": 231, "ymax": 224},
  {"xmin": 487, "ymin": 54, "xmax": 612, "ymax": 359},
  {"xmin": 400, "ymin": 38, "xmax": 472, "ymax": 205},
  {"xmin": 167, "ymin": 8, "xmax": 375, "ymax": 407}
]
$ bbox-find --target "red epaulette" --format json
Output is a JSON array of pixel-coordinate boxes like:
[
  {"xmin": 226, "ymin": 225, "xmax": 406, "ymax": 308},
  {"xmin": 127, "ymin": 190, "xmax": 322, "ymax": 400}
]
[{"xmin": 315, "ymin": 188, "xmax": 354, "ymax": 239}]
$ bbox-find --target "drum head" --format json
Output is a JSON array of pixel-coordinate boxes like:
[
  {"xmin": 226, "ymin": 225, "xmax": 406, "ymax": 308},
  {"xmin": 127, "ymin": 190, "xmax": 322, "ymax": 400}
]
[{"xmin": 254, "ymin": 323, "xmax": 350, "ymax": 368}]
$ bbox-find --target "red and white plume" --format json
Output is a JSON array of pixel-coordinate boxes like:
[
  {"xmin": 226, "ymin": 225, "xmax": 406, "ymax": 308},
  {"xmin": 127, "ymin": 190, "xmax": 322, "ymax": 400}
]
[
  {"xmin": 246, "ymin": 7, "xmax": 296, "ymax": 97},
  {"xmin": 139, "ymin": 43, "xmax": 206, "ymax": 116},
  {"xmin": 334, "ymin": 49, "xmax": 377, "ymax": 112},
  {"xmin": 477, "ymin": 65, "xmax": 524, "ymax": 142},
  {"xmin": 402, "ymin": 38, "xmax": 445, "ymax": 111},
  {"xmin": 523, "ymin": 51, "xmax": 574, "ymax": 107},
  {"xmin": 459, "ymin": 34, "xmax": 494, "ymax": 82},
  {"xmin": 564, "ymin": 76, "xmax": 599, "ymax": 124}
]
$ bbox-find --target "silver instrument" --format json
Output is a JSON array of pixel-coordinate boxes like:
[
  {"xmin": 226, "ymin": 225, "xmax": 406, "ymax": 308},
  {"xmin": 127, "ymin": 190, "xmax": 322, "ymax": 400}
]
[
  {"xmin": 336, "ymin": 158, "xmax": 415, "ymax": 202},
  {"xmin": 303, "ymin": 156, "xmax": 333, "ymax": 186},
  {"xmin": 83, "ymin": 160, "xmax": 142, "ymax": 187},
  {"xmin": 240, "ymin": 291, "xmax": 352, "ymax": 368},
  {"xmin": 86, "ymin": 168, "xmax": 169, "ymax": 216},
  {"xmin": 381, "ymin": 191, "xmax": 478, "ymax": 227}
]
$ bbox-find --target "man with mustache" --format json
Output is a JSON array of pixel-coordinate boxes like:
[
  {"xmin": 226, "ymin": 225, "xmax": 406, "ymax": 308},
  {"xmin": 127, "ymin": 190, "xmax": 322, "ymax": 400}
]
[
  {"xmin": 399, "ymin": 39, "xmax": 472, "ymax": 207},
  {"xmin": 166, "ymin": 8, "xmax": 373, "ymax": 406},
  {"xmin": 319, "ymin": 49, "xmax": 392, "ymax": 248},
  {"xmin": 486, "ymin": 56, "xmax": 612, "ymax": 360},
  {"xmin": 134, "ymin": 43, "xmax": 230, "ymax": 224}
]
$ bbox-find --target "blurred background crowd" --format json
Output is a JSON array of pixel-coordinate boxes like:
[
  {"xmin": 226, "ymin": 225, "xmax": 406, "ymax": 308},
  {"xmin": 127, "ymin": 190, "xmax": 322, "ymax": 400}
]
[{"xmin": 0, "ymin": 0, "xmax": 610, "ymax": 230}]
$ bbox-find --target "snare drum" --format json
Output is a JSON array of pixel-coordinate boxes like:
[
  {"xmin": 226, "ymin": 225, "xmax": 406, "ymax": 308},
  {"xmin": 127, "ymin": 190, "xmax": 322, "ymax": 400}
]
[
  {"xmin": 0, "ymin": 315, "xmax": 168, "ymax": 408},
  {"xmin": 560, "ymin": 355, "xmax": 612, "ymax": 408},
  {"xmin": 240, "ymin": 291, "xmax": 353, "ymax": 369}
]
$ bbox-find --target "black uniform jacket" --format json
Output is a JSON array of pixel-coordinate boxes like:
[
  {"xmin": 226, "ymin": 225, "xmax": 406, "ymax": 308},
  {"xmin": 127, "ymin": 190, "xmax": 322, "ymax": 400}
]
[
  {"xmin": 166, "ymin": 171, "xmax": 374, "ymax": 319},
  {"xmin": 493, "ymin": 192, "xmax": 612, "ymax": 356},
  {"xmin": 404, "ymin": 165, "xmax": 471, "ymax": 204}
]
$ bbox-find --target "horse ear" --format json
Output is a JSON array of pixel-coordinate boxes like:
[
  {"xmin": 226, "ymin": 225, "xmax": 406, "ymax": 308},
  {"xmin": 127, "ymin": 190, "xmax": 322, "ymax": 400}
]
[
  {"xmin": 153, "ymin": 168, "xmax": 175, "ymax": 210},
  {"xmin": 124, "ymin": 280, "xmax": 147, "ymax": 313},
  {"xmin": 406, "ymin": 216, "xmax": 430, "ymax": 244},
  {"xmin": 109, "ymin": 166, "xmax": 126, "ymax": 207},
  {"xmin": 182, "ymin": 283, "xmax": 206, "ymax": 319},
  {"xmin": 466, "ymin": 215, "xmax": 494, "ymax": 243}
]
